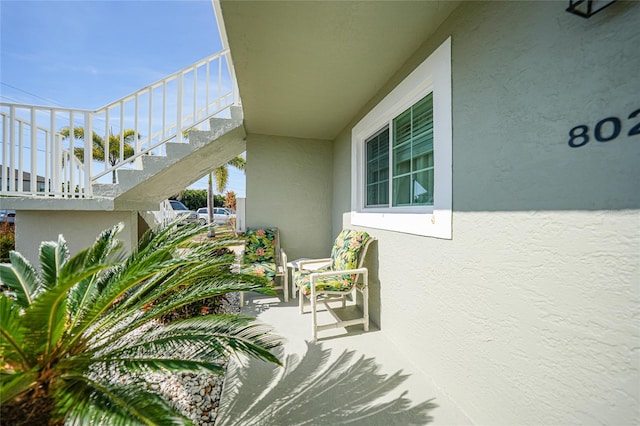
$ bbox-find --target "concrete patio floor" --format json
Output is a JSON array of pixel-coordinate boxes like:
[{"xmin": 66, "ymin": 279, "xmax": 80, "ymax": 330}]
[{"xmin": 216, "ymin": 291, "xmax": 473, "ymax": 426}]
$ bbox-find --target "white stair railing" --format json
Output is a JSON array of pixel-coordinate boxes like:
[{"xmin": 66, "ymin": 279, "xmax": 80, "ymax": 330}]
[{"xmin": 0, "ymin": 49, "xmax": 237, "ymax": 199}]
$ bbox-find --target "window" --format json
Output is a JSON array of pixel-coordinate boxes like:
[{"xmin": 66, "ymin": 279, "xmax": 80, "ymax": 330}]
[
  {"xmin": 364, "ymin": 94, "xmax": 434, "ymax": 208},
  {"xmin": 365, "ymin": 127, "xmax": 389, "ymax": 207},
  {"xmin": 351, "ymin": 37, "xmax": 451, "ymax": 239}
]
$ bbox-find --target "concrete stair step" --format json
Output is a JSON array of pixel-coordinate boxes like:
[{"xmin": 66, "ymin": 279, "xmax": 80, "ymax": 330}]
[{"xmin": 92, "ymin": 108, "xmax": 245, "ymax": 207}]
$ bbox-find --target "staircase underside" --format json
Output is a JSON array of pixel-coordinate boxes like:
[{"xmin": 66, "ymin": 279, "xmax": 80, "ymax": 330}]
[{"xmin": 2, "ymin": 114, "xmax": 246, "ymax": 212}]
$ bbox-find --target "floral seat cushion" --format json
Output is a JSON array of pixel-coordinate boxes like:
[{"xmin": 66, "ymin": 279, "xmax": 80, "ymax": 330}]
[
  {"xmin": 330, "ymin": 229, "xmax": 371, "ymax": 271},
  {"xmin": 241, "ymin": 261, "xmax": 276, "ymax": 286},
  {"xmin": 242, "ymin": 228, "xmax": 278, "ymax": 286},
  {"xmin": 294, "ymin": 229, "xmax": 371, "ymax": 296},
  {"xmin": 244, "ymin": 228, "xmax": 276, "ymax": 262},
  {"xmin": 294, "ymin": 269, "xmax": 353, "ymax": 296}
]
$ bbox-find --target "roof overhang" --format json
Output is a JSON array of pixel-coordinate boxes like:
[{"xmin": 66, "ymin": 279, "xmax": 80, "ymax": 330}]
[{"xmin": 219, "ymin": 0, "xmax": 460, "ymax": 141}]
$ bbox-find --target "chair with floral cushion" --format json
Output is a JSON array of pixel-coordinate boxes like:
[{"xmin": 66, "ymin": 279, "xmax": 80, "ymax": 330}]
[
  {"xmin": 240, "ymin": 228, "xmax": 288, "ymax": 303},
  {"xmin": 294, "ymin": 228, "xmax": 375, "ymax": 341}
]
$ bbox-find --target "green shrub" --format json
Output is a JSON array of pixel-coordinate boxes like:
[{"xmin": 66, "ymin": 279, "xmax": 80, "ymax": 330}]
[{"xmin": 0, "ymin": 222, "xmax": 15, "ymax": 262}]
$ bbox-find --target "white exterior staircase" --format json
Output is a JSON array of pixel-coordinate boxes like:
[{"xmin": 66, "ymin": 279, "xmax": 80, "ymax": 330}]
[
  {"xmin": 92, "ymin": 112, "xmax": 245, "ymax": 210},
  {"xmin": 0, "ymin": 50, "xmax": 245, "ymax": 213}
]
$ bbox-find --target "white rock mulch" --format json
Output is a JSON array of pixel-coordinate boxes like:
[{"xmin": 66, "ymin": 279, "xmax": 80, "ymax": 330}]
[
  {"xmin": 149, "ymin": 292, "xmax": 240, "ymax": 426},
  {"xmin": 146, "ymin": 370, "xmax": 225, "ymax": 425},
  {"xmin": 98, "ymin": 292, "xmax": 240, "ymax": 426}
]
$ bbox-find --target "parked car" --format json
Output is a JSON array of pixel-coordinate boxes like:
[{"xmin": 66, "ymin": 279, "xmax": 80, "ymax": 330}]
[
  {"xmin": 168, "ymin": 200, "xmax": 198, "ymax": 225},
  {"xmin": 196, "ymin": 207, "xmax": 234, "ymax": 225},
  {"xmin": 0, "ymin": 210, "xmax": 16, "ymax": 226}
]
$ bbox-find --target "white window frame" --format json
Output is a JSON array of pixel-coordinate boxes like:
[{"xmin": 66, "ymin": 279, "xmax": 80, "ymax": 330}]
[{"xmin": 351, "ymin": 37, "xmax": 452, "ymax": 239}]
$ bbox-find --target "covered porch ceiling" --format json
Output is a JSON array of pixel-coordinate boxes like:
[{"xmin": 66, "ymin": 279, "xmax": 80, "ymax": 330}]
[{"xmin": 219, "ymin": 0, "xmax": 460, "ymax": 141}]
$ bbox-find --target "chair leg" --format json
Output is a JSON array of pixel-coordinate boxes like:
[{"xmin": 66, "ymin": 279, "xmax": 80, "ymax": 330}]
[
  {"xmin": 311, "ymin": 294, "xmax": 318, "ymax": 342},
  {"xmin": 299, "ymin": 289, "xmax": 304, "ymax": 314},
  {"xmin": 239, "ymin": 291, "xmax": 244, "ymax": 308},
  {"xmin": 362, "ymin": 286, "xmax": 369, "ymax": 332},
  {"xmin": 283, "ymin": 271, "xmax": 289, "ymax": 303}
]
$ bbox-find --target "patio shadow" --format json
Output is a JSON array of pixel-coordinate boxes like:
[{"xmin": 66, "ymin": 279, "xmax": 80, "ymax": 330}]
[{"xmin": 216, "ymin": 341, "xmax": 437, "ymax": 426}]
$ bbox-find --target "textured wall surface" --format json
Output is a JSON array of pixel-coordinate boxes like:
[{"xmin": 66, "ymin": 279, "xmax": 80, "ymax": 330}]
[
  {"xmin": 245, "ymin": 134, "xmax": 333, "ymax": 260},
  {"xmin": 333, "ymin": 1, "xmax": 640, "ymax": 424},
  {"xmin": 15, "ymin": 210, "xmax": 138, "ymax": 266}
]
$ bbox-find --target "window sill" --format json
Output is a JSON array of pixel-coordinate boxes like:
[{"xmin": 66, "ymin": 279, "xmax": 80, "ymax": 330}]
[{"xmin": 350, "ymin": 209, "xmax": 451, "ymax": 239}]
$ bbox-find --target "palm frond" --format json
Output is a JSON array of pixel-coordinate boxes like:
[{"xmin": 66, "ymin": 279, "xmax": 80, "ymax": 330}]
[
  {"xmin": 121, "ymin": 129, "xmax": 140, "ymax": 140},
  {"xmin": 22, "ymin": 261, "xmax": 121, "ymax": 361},
  {"xmin": 0, "ymin": 251, "xmax": 40, "ymax": 307},
  {"xmin": 0, "ymin": 368, "xmax": 38, "ymax": 405},
  {"xmin": 72, "ymin": 147, "xmax": 85, "ymax": 162},
  {"xmin": 92, "ymin": 146, "xmax": 106, "ymax": 162},
  {"xmin": 0, "ymin": 295, "xmax": 32, "ymax": 368},
  {"xmin": 90, "ymin": 315, "xmax": 281, "ymax": 368},
  {"xmin": 227, "ymin": 155, "xmax": 246, "ymax": 171},
  {"xmin": 80, "ymin": 356, "xmax": 226, "ymax": 377},
  {"xmin": 63, "ymin": 261, "xmax": 181, "ymax": 351},
  {"xmin": 214, "ymin": 165, "xmax": 228, "ymax": 193},
  {"xmin": 54, "ymin": 374, "xmax": 190, "ymax": 426},
  {"xmin": 38, "ymin": 234, "xmax": 70, "ymax": 291},
  {"xmin": 70, "ymin": 245, "xmax": 204, "ymax": 346},
  {"xmin": 67, "ymin": 224, "xmax": 124, "ymax": 327},
  {"xmin": 93, "ymin": 263, "xmax": 274, "ymax": 346}
]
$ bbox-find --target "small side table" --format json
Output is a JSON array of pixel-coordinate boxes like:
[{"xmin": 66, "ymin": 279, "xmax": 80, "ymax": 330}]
[{"xmin": 286, "ymin": 258, "xmax": 330, "ymax": 299}]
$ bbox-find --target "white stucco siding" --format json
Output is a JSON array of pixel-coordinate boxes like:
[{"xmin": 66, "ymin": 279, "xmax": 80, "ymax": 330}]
[
  {"xmin": 15, "ymin": 210, "xmax": 138, "ymax": 267},
  {"xmin": 451, "ymin": 3, "xmax": 639, "ymax": 213},
  {"xmin": 246, "ymin": 134, "xmax": 333, "ymax": 260},
  {"xmin": 364, "ymin": 211, "xmax": 639, "ymax": 425},
  {"xmin": 333, "ymin": 1, "xmax": 639, "ymax": 424}
]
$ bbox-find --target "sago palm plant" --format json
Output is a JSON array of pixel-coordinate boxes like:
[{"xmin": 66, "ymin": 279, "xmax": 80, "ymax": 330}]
[{"xmin": 0, "ymin": 222, "xmax": 280, "ymax": 425}]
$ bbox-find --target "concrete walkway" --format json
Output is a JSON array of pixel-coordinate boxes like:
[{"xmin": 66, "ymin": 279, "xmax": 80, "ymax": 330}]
[{"xmin": 216, "ymin": 291, "xmax": 472, "ymax": 426}]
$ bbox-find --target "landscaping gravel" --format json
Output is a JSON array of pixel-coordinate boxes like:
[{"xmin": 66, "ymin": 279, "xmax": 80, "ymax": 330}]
[
  {"xmin": 150, "ymin": 291, "xmax": 240, "ymax": 426},
  {"xmin": 100, "ymin": 291, "xmax": 241, "ymax": 426}
]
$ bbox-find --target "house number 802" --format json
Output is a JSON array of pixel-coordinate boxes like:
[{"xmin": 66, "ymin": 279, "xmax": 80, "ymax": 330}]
[{"xmin": 568, "ymin": 108, "xmax": 640, "ymax": 148}]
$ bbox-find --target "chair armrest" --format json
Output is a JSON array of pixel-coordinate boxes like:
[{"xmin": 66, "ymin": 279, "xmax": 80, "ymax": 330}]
[
  {"xmin": 298, "ymin": 258, "xmax": 331, "ymax": 270},
  {"xmin": 309, "ymin": 267, "xmax": 368, "ymax": 280},
  {"xmin": 279, "ymin": 248, "xmax": 288, "ymax": 267},
  {"xmin": 309, "ymin": 267, "xmax": 369, "ymax": 297}
]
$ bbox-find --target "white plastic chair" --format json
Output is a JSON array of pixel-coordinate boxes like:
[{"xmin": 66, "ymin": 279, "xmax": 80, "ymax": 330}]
[{"xmin": 294, "ymin": 229, "xmax": 375, "ymax": 341}]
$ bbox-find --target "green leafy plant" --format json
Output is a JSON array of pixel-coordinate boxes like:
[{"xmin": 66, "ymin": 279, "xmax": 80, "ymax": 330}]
[
  {"xmin": 158, "ymin": 247, "xmax": 235, "ymax": 323},
  {"xmin": 0, "ymin": 222, "xmax": 280, "ymax": 425},
  {"xmin": 0, "ymin": 222, "xmax": 15, "ymax": 263}
]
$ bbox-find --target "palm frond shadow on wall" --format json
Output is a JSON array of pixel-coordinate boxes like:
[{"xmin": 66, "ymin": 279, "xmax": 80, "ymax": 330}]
[{"xmin": 217, "ymin": 341, "xmax": 437, "ymax": 426}]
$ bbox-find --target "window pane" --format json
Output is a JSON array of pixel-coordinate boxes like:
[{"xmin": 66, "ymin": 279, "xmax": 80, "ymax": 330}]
[
  {"xmin": 367, "ymin": 139, "xmax": 375, "ymax": 159},
  {"xmin": 367, "ymin": 184, "xmax": 378, "ymax": 206},
  {"xmin": 413, "ymin": 150, "xmax": 433, "ymax": 171},
  {"xmin": 413, "ymin": 170, "xmax": 434, "ymax": 205},
  {"xmin": 365, "ymin": 127, "xmax": 389, "ymax": 207},
  {"xmin": 412, "ymin": 94, "xmax": 433, "ymax": 137},
  {"xmin": 367, "ymin": 160, "xmax": 377, "ymax": 182},
  {"xmin": 391, "ymin": 92, "xmax": 434, "ymax": 207},
  {"xmin": 379, "ymin": 137, "xmax": 389, "ymax": 162},
  {"xmin": 393, "ymin": 110, "xmax": 411, "ymax": 148},
  {"xmin": 393, "ymin": 143, "xmax": 411, "ymax": 175},
  {"xmin": 378, "ymin": 182, "xmax": 389, "ymax": 205},
  {"xmin": 393, "ymin": 175, "xmax": 411, "ymax": 206}
]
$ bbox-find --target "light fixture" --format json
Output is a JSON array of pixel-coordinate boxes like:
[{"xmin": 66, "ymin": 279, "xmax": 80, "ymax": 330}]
[{"xmin": 567, "ymin": 0, "xmax": 616, "ymax": 18}]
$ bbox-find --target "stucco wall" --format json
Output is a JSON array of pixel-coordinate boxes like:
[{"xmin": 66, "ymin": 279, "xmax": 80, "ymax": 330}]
[
  {"xmin": 15, "ymin": 210, "xmax": 138, "ymax": 266},
  {"xmin": 333, "ymin": 1, "xmax": 639, "ymax": 424},
  {"xmin": 245, "ymin": 134, "xmax": 333, "ymax": 260}
]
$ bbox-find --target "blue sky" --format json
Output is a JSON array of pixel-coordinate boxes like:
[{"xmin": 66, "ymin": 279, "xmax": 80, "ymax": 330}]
[{"xmin": 0, "ymin": 0, "xmax": 246, "ymax": 197}]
